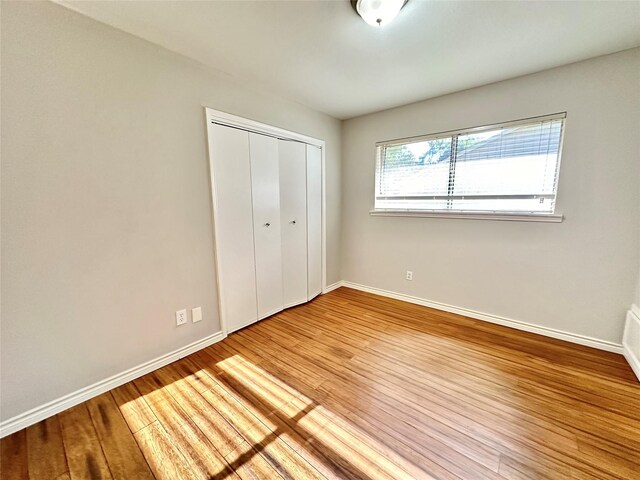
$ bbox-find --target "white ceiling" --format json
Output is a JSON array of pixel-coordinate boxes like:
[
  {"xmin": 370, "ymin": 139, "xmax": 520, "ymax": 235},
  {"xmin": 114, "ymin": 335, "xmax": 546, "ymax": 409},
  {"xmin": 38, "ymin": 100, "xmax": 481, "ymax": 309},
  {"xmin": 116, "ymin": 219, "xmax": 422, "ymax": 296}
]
[{"xmin": 56, "ymin": 0, "xmax": 640, "ymax": 119}]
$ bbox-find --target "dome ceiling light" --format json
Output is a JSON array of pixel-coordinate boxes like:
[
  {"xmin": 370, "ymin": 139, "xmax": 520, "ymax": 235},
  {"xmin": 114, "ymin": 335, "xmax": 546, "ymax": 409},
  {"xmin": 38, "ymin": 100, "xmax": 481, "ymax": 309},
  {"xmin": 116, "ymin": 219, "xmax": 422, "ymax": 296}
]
[{"xmin": 351, "ymin": 0, "xmax": 409, "ymax": 27}]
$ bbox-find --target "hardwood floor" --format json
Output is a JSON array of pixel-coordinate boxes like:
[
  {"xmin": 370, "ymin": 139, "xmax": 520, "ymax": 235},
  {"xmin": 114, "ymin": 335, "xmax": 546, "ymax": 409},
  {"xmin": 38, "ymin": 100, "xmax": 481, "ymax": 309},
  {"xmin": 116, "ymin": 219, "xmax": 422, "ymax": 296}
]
[{"xmin": 2, "ymin": 287, "xmax": 639, "ymax": 479}]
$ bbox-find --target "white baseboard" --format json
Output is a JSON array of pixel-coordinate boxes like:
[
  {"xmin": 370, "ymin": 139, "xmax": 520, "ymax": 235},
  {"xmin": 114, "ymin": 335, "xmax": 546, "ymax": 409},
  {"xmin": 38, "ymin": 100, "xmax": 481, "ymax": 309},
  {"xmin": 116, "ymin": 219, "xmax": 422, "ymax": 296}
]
[
  {"xmin": 323, "ymin": 281, "xmax": 344, "ymax": 294},
  {"xmin": 2, "ymin": 289, "xmax": 632, "ymax": 438},
  {"xmin": 623, "ymin": 306, "xmax": 640, "ymax": 381},
  {"xmin": 339, "ymin": 281, "xmax": 624, "ymax": 354},
  {"xmin": 0, "ymin": 331, "xmax": 226, "ymax": 438}
]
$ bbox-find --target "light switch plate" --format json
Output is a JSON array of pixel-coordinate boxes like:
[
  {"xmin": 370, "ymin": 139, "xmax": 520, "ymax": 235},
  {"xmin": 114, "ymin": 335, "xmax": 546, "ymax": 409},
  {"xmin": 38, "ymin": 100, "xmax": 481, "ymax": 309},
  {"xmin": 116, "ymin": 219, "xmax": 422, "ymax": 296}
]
[
  {"xmin": 176, "ymin": 309, "xmax": 187, "ymax": 326},
  {"xmin": 192, "ymin": 307, "xmax": 203, "ymax": 323}
]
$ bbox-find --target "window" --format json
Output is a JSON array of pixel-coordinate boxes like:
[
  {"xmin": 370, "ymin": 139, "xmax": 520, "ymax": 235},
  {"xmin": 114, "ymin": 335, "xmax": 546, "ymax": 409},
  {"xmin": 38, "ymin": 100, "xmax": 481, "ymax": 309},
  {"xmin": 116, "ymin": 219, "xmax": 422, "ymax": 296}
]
[{"xmin": 374, "ymin": 113, "xmax": 566, "ymax": 218}]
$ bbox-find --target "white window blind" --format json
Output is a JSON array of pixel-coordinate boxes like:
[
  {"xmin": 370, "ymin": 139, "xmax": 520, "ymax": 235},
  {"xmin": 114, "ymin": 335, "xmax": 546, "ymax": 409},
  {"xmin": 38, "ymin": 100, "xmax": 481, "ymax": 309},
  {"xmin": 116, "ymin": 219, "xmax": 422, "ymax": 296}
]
[{"xmin": 374, "ymin": 113, "xmax": 566, "ymax": 215}]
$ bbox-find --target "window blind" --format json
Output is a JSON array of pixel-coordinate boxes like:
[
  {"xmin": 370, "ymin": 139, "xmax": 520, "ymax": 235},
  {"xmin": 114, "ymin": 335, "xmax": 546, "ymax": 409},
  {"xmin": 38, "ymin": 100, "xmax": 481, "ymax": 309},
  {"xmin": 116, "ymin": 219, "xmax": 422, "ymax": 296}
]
[{"xmin": 374, "ymin": 114, "xmax": 566, "ymax": 214}]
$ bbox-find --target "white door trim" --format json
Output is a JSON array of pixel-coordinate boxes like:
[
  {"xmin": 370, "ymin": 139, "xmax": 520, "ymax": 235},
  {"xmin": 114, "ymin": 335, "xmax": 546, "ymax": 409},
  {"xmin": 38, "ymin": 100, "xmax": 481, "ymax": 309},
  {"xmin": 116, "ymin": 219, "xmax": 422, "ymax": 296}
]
[{"xmin": 206, "ymin": 108, "xmax": 324, "ymax": 147}]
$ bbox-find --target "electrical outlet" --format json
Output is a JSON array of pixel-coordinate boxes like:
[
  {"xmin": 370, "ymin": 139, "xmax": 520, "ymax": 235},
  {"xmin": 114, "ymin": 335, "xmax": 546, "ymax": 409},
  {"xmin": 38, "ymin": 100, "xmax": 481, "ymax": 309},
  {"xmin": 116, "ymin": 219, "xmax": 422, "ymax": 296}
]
[
  {"xmin": 192, "ymin": 307, "xmax": 203, "ymax": 323},
  {"xmin": 406, "ymin": 270, "xmax": 413, "ymax": 281},
  {"xmin": 176, "ymin": 309, "xmax": 187, "ymax": 326}
]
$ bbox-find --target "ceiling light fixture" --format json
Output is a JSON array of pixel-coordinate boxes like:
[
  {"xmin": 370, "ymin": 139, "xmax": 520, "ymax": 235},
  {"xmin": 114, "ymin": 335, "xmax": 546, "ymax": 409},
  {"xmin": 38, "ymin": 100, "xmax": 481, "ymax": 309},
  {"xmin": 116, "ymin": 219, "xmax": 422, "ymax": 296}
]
[{"xmin": 351, "ymin": 0, "xmax": 408, "ymax": 27}]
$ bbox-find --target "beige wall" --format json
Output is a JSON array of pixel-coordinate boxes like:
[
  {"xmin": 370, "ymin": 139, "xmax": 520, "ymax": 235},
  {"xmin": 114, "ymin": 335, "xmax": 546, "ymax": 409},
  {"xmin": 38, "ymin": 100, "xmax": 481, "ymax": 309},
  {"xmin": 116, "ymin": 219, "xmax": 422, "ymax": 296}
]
[
  {"xmin": 0, "ymin": 1, "xmax": 341, "ymax": 421},
  {"xmin": 635, "ymin": 266, "xmax": 640, "ymax": 308},
  {"xmin": 341, "ymin": 48, "xmax": 640, "ymax": 345}
]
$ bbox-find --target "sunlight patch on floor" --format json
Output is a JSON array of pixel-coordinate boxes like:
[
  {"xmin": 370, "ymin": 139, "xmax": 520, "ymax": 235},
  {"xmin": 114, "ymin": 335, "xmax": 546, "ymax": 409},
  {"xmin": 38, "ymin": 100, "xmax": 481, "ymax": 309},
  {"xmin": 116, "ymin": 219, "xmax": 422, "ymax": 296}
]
[{"xmin": 217, "ymin": 353, "xmax": 432, "ymax": 480}]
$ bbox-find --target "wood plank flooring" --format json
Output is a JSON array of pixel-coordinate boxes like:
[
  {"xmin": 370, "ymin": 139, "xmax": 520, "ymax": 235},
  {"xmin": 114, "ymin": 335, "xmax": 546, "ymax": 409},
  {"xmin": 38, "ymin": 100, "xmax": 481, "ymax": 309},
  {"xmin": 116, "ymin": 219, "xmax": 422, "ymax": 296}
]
[{"xmin": 2, "ymin": 287, "xmax": 639, "ymax": 479}]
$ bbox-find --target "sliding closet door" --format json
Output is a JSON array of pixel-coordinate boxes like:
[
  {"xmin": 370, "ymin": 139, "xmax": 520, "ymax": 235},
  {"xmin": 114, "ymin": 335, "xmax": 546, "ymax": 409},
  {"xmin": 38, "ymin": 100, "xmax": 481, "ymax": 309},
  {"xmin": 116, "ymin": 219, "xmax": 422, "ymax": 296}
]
[
  {"xmin": 250, "ymin": 133, "xmax": 284, "ymax": 319},
  {"xmin": 306, "ymin": 145, "xmax": 322, "ymax": 299},
  {"xmin": 209, "ymin": 124, "xmax": 257, "ymax": 332},
  {"xmin": 279, "ymin": 140, "xmax": 308, "ymax": 307}
]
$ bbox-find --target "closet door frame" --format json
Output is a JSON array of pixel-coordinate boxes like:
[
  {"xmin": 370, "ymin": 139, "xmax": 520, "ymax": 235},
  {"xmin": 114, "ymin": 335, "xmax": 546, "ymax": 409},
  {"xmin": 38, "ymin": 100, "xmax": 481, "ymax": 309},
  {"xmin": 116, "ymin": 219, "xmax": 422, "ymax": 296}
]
[{"xmin": 205, "ymin": 107, "xmax": 326, "ymax": 337}]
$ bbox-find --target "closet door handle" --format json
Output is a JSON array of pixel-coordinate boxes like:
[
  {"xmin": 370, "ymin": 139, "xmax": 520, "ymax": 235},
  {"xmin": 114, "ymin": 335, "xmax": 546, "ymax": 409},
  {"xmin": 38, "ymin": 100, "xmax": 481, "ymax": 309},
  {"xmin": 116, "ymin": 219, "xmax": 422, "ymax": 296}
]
[
  {"xmin": 264, "ymin": 222, "xmax": 271, "ymax": 227},
  {"xmin": 290, "ymin": 220, "xmax": 296, "ymax": 224}
]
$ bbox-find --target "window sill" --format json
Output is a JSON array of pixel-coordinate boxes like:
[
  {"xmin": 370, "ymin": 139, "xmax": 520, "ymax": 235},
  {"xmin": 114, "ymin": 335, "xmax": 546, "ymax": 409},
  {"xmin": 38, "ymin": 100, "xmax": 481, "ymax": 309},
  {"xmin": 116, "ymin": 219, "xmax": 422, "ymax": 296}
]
[{"xmin": 369, "ymin": 209, "xmax": 564, "ymax": 223}]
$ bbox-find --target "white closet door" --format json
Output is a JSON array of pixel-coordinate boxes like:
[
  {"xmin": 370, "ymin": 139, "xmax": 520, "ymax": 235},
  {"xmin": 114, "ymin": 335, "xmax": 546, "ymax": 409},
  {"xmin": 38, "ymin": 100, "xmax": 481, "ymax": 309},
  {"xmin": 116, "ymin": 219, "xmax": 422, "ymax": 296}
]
[
  {"xmin": 279, "ymin": 140, "xmax": 308, "ymax": 307},
  {"xmin": 250, "ymin": 133, "xmax": 284, "ymax": 319},
  {"xmin": 306, "ymin": 145, "xmax": 322, "ymax": 299},
  {"xmin": 209, "ymin": 124, "xmax": 257, "ymax": 333}
]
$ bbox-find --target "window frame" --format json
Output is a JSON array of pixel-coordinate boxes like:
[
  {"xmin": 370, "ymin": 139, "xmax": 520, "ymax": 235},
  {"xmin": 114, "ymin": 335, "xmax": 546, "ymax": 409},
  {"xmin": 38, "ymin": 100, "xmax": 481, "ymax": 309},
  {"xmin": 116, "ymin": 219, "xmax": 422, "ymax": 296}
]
[{"xmin": 372, "ymin": 112, "xmax": 566, "ymax": 222}]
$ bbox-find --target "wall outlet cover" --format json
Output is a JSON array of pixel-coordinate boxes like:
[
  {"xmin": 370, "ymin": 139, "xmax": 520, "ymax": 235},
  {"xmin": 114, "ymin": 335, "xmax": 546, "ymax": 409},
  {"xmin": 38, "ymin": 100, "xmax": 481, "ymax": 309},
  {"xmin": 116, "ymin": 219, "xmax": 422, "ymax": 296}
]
[
  {"xmin": 192, "ymin": 307, "xmax": 203, "ymax": 323},
  {"xmin": 176, "ymin": 309, "xmax": 187, "ymax": 326}
]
